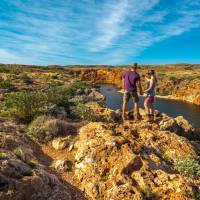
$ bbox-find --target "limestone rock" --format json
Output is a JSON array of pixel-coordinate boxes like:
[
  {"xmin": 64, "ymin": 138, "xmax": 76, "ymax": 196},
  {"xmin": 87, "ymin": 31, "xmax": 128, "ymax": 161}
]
[
  {"xmin": 52, "ymin": 137, "xmax": 69, "ymax": 150},
  {"xmin": 55, "ymin": 160, "xmax": 73, "ymax": 171}
]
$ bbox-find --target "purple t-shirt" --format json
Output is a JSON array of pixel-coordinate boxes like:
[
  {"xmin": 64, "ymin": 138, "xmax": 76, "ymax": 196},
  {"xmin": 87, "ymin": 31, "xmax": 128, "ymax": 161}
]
[{"xmin": 123, "ymin": 71, "xmax": 140, "ymax": 92}]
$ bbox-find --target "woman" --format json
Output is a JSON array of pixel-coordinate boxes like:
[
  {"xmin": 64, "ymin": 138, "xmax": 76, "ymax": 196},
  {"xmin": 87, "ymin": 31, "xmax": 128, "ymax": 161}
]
[{"xmin": 144, "ymin": 70, "xmax": 157, "ymax": 121}]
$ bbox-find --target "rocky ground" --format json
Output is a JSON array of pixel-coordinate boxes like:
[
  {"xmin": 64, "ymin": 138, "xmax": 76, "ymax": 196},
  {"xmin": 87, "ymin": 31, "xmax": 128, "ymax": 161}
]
[{"xmin": 0, "ymin": 64, "xmax": 200, "ymax": 200}]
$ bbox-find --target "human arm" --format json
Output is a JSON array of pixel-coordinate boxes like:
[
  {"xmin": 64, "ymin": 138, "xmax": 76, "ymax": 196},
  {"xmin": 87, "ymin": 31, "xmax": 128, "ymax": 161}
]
[
  {"xmin": 122, "ymin": 73, "xmax": 125, "ymax": 91},
  {"xmin": 137, "ymin": 80, "xmax": 143, "ymax": 95}
]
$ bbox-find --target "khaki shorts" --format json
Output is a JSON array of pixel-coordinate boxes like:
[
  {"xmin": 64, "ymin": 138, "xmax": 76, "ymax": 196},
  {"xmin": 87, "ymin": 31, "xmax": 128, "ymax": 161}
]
[{"xmin": 123, "ymin": 91, "xmax": 139, "ymax": 103}]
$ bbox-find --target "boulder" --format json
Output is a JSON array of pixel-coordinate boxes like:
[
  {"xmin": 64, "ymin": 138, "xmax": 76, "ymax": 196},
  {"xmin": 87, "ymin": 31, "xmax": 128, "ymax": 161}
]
[
  {"xmin": 1, "ymin": 158, "xmax": 32, "ymax": 178},
  {"xmin": 175, "ymin": 116, "xmax": 194, "ymax": 133},
  {"xmin": 88, "ymin": 90, "xmax": 105, "ymax": 101},
  {"xmin": 159, "ymin": 118, "xmax": 180, "ymax": 133},
  {"xmin": 55, "ymin": 160, "xmax": 73, "ymax": 171},
  {"xmin": 52, "ymin": 137, "xmax": 69, "ymax": 150}
]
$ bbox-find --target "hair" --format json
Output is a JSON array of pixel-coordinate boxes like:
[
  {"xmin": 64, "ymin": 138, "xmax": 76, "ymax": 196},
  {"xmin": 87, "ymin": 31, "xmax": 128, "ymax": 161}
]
[
  {"xmin": 130, "ymin": 62, "xmax": 138, "ymax": 70},
  {"xmin": 147, "ymin": 70, "xmax": 154, "ymax": 75},
  {"xmin": 147, "ymin": 70, "xmax": 157, "ymax": 81}
]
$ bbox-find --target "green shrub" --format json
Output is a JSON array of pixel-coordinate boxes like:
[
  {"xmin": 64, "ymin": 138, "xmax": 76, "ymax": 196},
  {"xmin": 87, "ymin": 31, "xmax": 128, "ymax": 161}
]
[
  {"xmin": 19, "ymin": 73, "xmax": 33, "ymax": 84},
  {"xmin": 44, "ymin": 85, "xmax": 72, "ymax": 107},
  {"xmin": 0, "ymin": 78, "xmax": 13, "ymax": 89},
  {"xmin": 169, "ymin": 76, "xmax": 177, "ymax": 82},
  {"xmin": 13, "ymin": 147, "xmax": 24, "ymax": 159},
  {"xmin": 142, "ymin": 186, "xmax": 156, "ymax": 198},
  {"xmin": 28, "ymin": 115, "xmax": 56, "ymax": 143},
  {"xmin": 27, "ymin": 115, "xmax": 71, "ymax": 143},
  {"xmin": 0, "ymin": 152, "xmax": 7, "ymax": 160},
  {"xmin": 51, "ymin": 74, "xmax": 59, "ymax": 79},
  {"xmin": 1, "ymin": 80, "xmax": 89, "ymax": 122},
  {"xmin": 3, "ymin": 91, "xmax": 46, "ymax": 122},
  {"xmin": 174, "ymin": 157, "xmax": 200, "ymax": 179},
  {"xmin": 194, "ymin": 192, "xmax": 200, "ymax": 200},
  {"xmin": 71, "ymin": 103, "xmax": 99, "ymax": 121}
]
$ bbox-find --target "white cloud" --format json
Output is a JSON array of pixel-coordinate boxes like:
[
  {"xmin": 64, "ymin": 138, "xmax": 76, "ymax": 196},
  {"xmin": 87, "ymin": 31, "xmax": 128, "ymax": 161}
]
[{"xmin": 0, "ymin": 0, "xmax": 200, "ymax": 65}]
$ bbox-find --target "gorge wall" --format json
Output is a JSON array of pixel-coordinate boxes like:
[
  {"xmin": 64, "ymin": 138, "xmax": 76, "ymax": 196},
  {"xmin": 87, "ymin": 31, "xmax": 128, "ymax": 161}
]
[{"xmin": 69, "ymin": 67, "xmax": 200, "ymax": 106}]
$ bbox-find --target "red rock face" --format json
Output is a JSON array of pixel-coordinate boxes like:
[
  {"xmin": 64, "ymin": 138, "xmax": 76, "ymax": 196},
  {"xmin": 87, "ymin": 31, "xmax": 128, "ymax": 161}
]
[
  {"xmin": 77, "ymin": 68, "xmax": 200, "ymax": 105},
  {"xmin": 172, "ymin": 80, "xmax": 200, "ymax": 105}
]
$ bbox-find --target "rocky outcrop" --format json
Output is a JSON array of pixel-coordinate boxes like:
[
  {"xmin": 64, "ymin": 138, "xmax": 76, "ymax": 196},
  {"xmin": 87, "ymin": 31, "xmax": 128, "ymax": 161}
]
[
  {"xmin": 73, "ymin": 120, "xmax": 200, "ymax": 200},
  {"xmin": 0, "ymin": 118, "xmax": 85, "ymax": 200},
  {"xmin": 159, "ymin": 115, "xmax": 199, "ymax": 140},
  {"xmin": 73, "ymin": 68, "xmax": 200, "ymax": 106},
  {"xmin": 172, "ymin": 79, "xmax": 200, "ymax": 105}
]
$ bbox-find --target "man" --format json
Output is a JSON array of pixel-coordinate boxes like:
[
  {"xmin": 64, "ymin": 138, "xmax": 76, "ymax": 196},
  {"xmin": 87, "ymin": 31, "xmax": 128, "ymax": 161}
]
[{"xmin": 122, "ymin": 63, "xmax": 143, "ymax": 121}]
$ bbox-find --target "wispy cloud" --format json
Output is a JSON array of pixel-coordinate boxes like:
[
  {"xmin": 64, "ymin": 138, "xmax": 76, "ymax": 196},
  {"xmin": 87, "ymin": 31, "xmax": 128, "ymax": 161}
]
[{"xmin": 0, "ymin": 0, "xmax": 200, "ymax": 65}]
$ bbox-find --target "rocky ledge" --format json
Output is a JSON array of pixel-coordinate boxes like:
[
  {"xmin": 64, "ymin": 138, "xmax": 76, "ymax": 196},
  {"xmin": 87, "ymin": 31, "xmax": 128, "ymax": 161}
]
[
  {"xmin": 72, "ymin": 102, "xmax": 200, "ymax": 200},
  {"xmin": 0, "ymin": 88, "xmax": 200, "ymax": 200}
]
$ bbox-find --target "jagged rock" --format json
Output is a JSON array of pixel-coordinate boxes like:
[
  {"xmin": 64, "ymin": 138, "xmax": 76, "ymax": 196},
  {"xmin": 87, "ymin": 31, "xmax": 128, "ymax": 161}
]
[
  {"xmin": 73, "ymin": 120, "xmax": 199, "ymax": 199},
  {"xmin": 88, "ymin": 89, "xmax": 105, "ymax": 101},
  {"xmin": 55, "ymin": 160, "xmax": 73, "ymax": 171},
  {"xmin": 84, "ymin": 88, "xmax": 91, "ymax": 95},
  {"xmin": 175, "ymin": 116, "xmax": 194, "ymax": 133},
  {"xmin": 69, "ymin": 95, "xmax": 88, "ymax": 103},
  {"xmin": 159, "ymin": 115, "xmax": 199, "ymax": 140},
  {"xmin": 52, "ymin": 137, "xmax": 69, "ymax": 150},
  {"xmin": 159, "ymin": 118, "xmax": 180, "ymax": 133},
  {"xmin": 1, "ymin": 158, "xmax": 32, "ymax": 178},
  {"xmin": 122, "ymin": 156, "xmax": 143, "ymax": 175},
  {"xmin": 76, "ymin": 88, "xmax": 84, "ymax": 95}
]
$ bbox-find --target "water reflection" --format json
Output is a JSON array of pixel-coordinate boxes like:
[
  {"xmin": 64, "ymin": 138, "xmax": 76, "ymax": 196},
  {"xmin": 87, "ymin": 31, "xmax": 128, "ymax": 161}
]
[{"xmin": 100, "ymin": 84, "xmax": 200, "ymax": 128}]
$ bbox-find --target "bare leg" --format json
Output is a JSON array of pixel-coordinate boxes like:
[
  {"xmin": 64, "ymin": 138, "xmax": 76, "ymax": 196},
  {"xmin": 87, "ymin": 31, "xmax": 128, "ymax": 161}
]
[
  {"xmin": 150, "ymin": 103, "xmax": 155, "ymax": 116},
  {"xmin": 134, "ymin": 101, "xmax": 139, "ymax": 114},
  {"xmin": 144, "ymin": 98, "xmax": 150, "ymax": 115},
  {"xmin": 122, "ymin": 100, "xmax": 127, "ymax": 119}
]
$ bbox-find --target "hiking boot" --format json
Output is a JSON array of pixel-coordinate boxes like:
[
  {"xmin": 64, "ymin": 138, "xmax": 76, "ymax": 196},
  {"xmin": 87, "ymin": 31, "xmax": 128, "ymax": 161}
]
[
  {"xmin": 135, "ymin": 113, "xmax": 142, "ymax": 120},
  {"xmin": 145, "ymin": 114, "xmax": 151, "ymax": 122},
  {"xmin": 122, "ymin": 114, "xmax": 128, "ymax": 121},
  {"xmin": 150, "ymin": 114, "xmax": 155, "ymax": 122}
]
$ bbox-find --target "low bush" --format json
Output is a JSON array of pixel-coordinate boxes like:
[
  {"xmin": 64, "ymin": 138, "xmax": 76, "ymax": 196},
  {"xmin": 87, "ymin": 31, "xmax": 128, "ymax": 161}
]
[
  {"xmin": 27, "ymin": 115, "xmax": 73, "ymax": 143},
  {"xmin": 71, "ymin": 103, "xmax": 99, "ymax": 121},
  {"xmin": 0, "ymin": 78, "xmax": 13, "ymax": 89},
  {"xmin": 13, "ymin": 147, "xmax": 24, "ymax": 160},
  {"xmin": 142, "ymin": 186, "xmax": 157, "ymax": 198},
  {"xmin": 1, "ymin": 80, "xmax": 90, "ymax": 122},
  {"xmin": 3, "ymin": 91, "xmax": 46, "ymax": 122},
  {"xmin": 0, "ymin": 152, "xmax": 7, "ymax": 160},
  {"xmin": 174, "ymin": 157, "xmax": 200, "ymax": 179},
  {"xmin": 19, "ymin": 73, "xmax": 33, "ymax": 84},
  {"xmin": 169, "ymin": 76, "xmax": 177, "ymax": 82},
  {"xmin": 0, "ymin": 65, "xmax": 23, "ymax": 74}
]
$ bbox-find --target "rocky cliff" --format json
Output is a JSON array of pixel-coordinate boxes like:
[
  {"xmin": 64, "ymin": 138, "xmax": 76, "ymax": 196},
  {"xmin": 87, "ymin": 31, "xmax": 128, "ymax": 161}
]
[
  {"xmin": 172, "ymin": 79, "xmax": 200, "ymax": 105},
  {"xmin": 72, "ymin": 67, "xmax": 200, "ymax": 105}
]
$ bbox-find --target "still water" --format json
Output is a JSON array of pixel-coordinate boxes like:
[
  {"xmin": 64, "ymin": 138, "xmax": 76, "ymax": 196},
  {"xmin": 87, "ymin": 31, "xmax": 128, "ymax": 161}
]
[{"xmin": 100, "ymin": 84, "xmax": 200, "ymax": 128}]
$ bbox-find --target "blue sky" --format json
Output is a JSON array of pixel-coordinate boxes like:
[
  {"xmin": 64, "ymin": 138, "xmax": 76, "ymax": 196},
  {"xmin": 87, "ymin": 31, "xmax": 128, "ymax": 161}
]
[{"xmin": 0, "ymin": 0, "xmax": 200, "ymax": 65}]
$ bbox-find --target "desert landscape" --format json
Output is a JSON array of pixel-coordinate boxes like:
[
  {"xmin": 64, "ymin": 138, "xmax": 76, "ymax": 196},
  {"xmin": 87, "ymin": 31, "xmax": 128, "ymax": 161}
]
[{"xmin": 0, "ymin": 64, "xmax": 200, "ymax": 200}]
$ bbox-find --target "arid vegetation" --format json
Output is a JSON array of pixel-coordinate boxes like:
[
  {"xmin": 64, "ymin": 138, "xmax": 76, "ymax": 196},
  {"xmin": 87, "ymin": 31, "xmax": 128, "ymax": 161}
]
[{"xmin": 0, "ymin": 64, "xmax": 200, "ymax": 200}]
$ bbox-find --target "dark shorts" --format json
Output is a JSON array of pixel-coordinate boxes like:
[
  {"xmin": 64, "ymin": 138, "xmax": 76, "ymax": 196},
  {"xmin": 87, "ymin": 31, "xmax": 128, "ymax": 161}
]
[
  {"xmin": 123, "ymin": 91, "xmax": 139, "ymax": 103},
  {"xmin": 146, "ymin": 96, "xmax": 154, "ymax": 104}
]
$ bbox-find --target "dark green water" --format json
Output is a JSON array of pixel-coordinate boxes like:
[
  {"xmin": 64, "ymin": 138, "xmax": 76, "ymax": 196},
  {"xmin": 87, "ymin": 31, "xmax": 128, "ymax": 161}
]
[{"xmin": 100, "ymin": 84, "xmax": 200, "ymax": 128}]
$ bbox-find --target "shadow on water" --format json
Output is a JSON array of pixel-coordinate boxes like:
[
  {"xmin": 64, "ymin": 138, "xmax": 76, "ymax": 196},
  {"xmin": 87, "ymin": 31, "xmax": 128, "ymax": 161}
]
[{"xmin": 100, "ymin": 84, "xmax": 200, "ymax": 128}]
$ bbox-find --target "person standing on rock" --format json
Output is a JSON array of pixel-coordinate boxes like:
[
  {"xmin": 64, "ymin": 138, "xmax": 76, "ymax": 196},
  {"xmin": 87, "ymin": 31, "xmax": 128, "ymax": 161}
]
[
  {"xmin": 144, "ymin": 70, "xmax": 157, "ymax": 121},
  {"xmin": 122, "ymin": 63, "xmax": 143, "ymax": 121}
]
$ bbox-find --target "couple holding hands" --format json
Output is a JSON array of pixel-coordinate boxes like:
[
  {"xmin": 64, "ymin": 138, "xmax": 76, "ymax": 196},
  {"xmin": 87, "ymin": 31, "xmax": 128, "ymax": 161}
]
[{"xmin": 122, "ymin": 63, "xmax": 157, "ymax": 121}]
